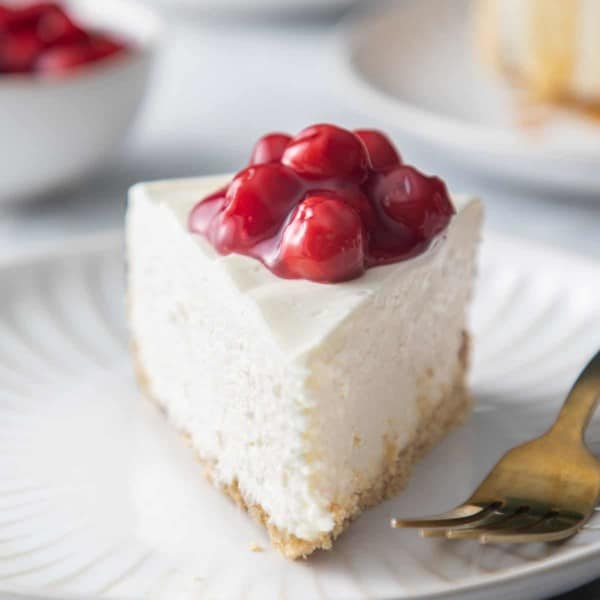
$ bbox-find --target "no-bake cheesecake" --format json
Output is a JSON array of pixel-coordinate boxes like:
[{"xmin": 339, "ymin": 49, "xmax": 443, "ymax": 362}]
[
  {"xmin": 475, "ymin": 0, "xmax": 600, "ymax": 106},
  {"xmin": 127, "ymin": 124, "xmax": 483, "ymax": 559}
]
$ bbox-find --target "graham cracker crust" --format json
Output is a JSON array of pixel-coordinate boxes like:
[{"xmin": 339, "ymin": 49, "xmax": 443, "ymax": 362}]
[{"xmin": 132, "ymin": 334, "xmax": 472, "ymax": 560}]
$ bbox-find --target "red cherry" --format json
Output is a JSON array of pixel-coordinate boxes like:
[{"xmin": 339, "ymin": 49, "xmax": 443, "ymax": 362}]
[
  {"xmin": 188, "ymin": 185, "xmax": 228, "ymax": 235},
  {"xmin": 0, "ymin": 7, "xmax": 11, "ymax": 33},
  {"xmin": 370, "ymin": 166, "xmax": 455, "ymax": 241},
  {"xmin": 354, "ymin": 129, "xmax": 401, "ymax": 171},
  {"xmin": 282, "ymin": 124, "xmax": 369, "ymax": 183},
  {"xmin": 0, "ymin": 30, "xmax": 44, "ymax": 73},
  {"xmin": 211, "ymin": 164, "xmax": 304, "ymax": 253},
  {"xmin": 277, "ymin": 195, "xmax": 366, "ymax": 283},
  {"xmin": 88, "ymin": 34, "xmax": 127, "ymax": 61},
  {"xmin": 249, "ymin": 132, "xmax": 292, "ymax": 165},
  {"xmin": 7, "ymin": 3, "xmax": 61, "ymax": 30},
  {"xmin": 36, "ymin": 42, "xmax": 94, "ymax": 74},
  {"xmin": 308, "ymin": 187, "xmax": 377, "ymax": 234},
  {"xmin": 368, "ymin": 218, "xmax": 416, "ymax": 261},
  {"xmin": 36, "ymin": 8, "xmax": 87, "ymax": 46}
]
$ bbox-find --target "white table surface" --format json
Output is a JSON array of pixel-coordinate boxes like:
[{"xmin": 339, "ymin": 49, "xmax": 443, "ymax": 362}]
[{"xmin": 0, "ymin": 8, "xmax": 598, "ymax": 599}]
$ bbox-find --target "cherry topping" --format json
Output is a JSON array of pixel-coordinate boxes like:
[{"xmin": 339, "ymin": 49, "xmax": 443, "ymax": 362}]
[
  {"xmin": 0, "ymin": 2, "xmax": 129, "ymax": 76},
  {"xmin": 36, "ymin": 35, "xmax": 127, "ymax": 75},
  {"xmin": 36, "ymin": 42, "xmax": 93, "ymax": 73},
  {"xmin": 189, "ymin": 123, "xmax": 454, "ymax": 283},
  {"xmin": 277, "ymin": 196, "xmax": 366, "ymax": 283},
  {"xmin": 210, "ymin": 164, "xmax": 303, "ymax": 253},
  {"xmin": 36, "ymin": 7, "xmax": 87, "ymax": 46},
  {"xmin": 309, "ymin": 187, "xmax": 377, "ymax": 235},
  {"xmin": 354, "ymin": 129, "xmax": 401, "ymax": 171},
  {"xmin": 88, "ymin": 34, "xmax": 127, "ymax": 61},
  {"xmin": 0, "ymin": 30, "xmax": 44, "ymax": 73},
  {"xmin": 7, "ymin": 3, "xmax": 61, "ymax": 30},
  {"xmin": 0, "ymin": 7, "xmax": 11, "ymax": 33},
  {"xmin": 249, "ymin": 133, "xmax": 292, "ymax": 165},
  {"xmin": 282, "ymin": 124, "xmax": 368, "ymax": 183},
  {"xmin": 188, "ymin": 186, "xmax": 227, "ymax": 235},
  {"xmin": 370, "ymin": 166, "xmax": 454, "ymax": 241}
]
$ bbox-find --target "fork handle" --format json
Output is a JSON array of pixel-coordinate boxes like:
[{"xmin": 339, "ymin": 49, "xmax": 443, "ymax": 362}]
[{"xmin": 551, "ymin": 350, "xmax": 600, "ymax": 441}]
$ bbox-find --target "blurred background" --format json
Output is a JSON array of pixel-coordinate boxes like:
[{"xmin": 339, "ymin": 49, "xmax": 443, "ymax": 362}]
[
  {"xmin": 0, "ymin": 0, "xmax": 598, "ymax": 264},
  {"xmin": 0, "ymin": 1, "xmax": 598, "ymax": 597}
]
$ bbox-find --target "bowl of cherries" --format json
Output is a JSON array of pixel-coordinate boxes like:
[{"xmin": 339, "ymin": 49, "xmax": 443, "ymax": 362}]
[{"xmin": 0, "ymin": 0, "xmax": 161, "ymax": 204}]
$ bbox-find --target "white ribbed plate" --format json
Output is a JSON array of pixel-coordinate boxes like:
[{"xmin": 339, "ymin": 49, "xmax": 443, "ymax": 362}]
[{"xmin": 0, "ymin": 232, "xmax": 599, "ymax": 600}]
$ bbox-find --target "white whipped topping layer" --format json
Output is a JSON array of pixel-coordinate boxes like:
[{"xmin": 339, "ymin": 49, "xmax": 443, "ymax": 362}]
[{"xmin": 127, "ymin": 175, "xmax": 482, "ymax": 541}]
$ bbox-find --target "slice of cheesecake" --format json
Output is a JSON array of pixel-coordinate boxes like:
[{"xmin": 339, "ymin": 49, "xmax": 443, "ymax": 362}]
[
  {"xmin": 475, "ymin": 0, "xmax": 600, "ymax": 105},
  {"xmin": 127, "ymin": 125, "xmax": 482, "ymax": 559},
  {"xmin": 127, "ymin": 182, "xmax": 482, "ymax": 559}
]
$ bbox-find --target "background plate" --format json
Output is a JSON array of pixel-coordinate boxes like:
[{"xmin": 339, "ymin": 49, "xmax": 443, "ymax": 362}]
[
  {"xmin": 0, "ymin": 232, "xmax": 600, "ymax": 600},
  {"xmin": 337, "ymin": 0, "xmax": 600, "ymax": 193},
  {"xmin": 142, "ymin": 0, "xmax": 355, "ymax": 16}
]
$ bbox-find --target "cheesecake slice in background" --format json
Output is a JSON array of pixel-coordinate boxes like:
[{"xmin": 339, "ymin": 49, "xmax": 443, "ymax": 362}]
[{"xmin": 475, "ymin": 0, "xmax": 600, "ymax": 106}]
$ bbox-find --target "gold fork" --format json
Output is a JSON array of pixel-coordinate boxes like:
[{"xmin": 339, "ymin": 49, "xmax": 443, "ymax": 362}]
[{"xmin": 392, "ymin": 349, "xmax": 600, "ymax": 543}]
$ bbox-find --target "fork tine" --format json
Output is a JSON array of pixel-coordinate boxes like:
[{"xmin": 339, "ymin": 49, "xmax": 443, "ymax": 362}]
[
  {"xmin": 420, "ymin": 506, "xmax": 511, "ymax": 538},
  {"xmin": 391, "ymin": 502, "xmax": 498, "ymax": 529},
  {"xmin": 480, "ymin": 516, "xmax": 584, "ymax": 544},
  {"xmin": 445, "ymin": 507, "xmax": 540, "ymax": 540}
]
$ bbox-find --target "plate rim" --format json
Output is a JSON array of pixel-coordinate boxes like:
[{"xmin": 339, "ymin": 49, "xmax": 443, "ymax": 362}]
[
  {"xmin": 0, "ymin": 230, "xmax": 124, "ymax": 271},
  {"xmin": 1, "ymin": 228, "xmax": 600, "ymax": 600}
]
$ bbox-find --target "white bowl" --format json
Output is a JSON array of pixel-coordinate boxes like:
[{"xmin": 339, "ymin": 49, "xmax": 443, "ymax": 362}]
[{"xmin": 0, "ymin": 0, "xmax": 161, "ymax": 205}]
